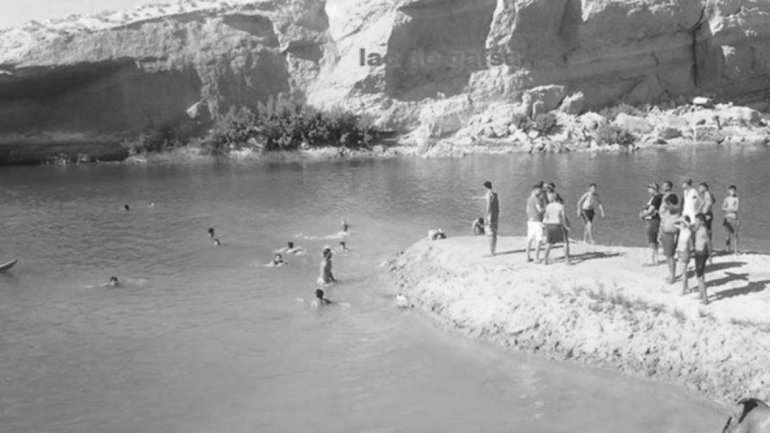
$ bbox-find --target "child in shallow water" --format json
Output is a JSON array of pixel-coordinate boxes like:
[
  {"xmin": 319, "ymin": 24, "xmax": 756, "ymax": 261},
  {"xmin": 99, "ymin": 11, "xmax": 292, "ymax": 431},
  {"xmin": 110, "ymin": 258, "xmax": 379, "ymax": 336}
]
[
  {"xmin": 265, "ymin": 254, "xmax": 285, "ymax": 267},
  {"xmin": 471, "ymin": 218, "xmax": 485, "ymax": 236},
  {"xmin": 317, "ymin": 247, "xmax": 335, "ymax": 284}
]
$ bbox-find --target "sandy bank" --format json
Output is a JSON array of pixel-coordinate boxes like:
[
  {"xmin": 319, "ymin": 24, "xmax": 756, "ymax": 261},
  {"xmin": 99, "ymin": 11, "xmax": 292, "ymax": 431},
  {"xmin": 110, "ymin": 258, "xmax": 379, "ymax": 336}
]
[{"xmin": 386, "ymin": 236, "xmax": 770, "ymax": 408}]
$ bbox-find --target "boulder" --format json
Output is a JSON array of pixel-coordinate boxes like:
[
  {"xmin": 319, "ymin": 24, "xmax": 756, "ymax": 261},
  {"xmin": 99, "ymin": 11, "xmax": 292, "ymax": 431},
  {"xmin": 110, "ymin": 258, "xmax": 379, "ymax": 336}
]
[
  {"xmin": 580, "ymin": 112, "xmax": 607, "ymax": 130},
  {"xmin": 523, "ymin": 85, "xmax": 567, "ymax": 117},
  {"xmin": 560, "ymin": 92, "xmax": 586, "ymax": 115},
  {"xmin": 613, "ymin": 113, "xmax": 654, "ymax": 135}
]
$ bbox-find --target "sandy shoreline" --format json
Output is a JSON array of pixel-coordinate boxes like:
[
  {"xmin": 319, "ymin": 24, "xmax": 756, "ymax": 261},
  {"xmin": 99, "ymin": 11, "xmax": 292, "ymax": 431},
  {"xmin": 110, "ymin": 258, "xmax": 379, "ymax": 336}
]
[{"xmin": 386, "ymin": 236, "xmax": 770, "ymax": 409}]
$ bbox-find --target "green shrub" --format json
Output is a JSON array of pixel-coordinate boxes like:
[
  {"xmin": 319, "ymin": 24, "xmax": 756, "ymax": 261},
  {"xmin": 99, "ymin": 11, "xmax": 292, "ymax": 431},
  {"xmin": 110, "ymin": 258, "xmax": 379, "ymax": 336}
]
[
  {"xmin": 202, "ymin": 93, "xmax": 378, "ymax": 155},
  {"xmin": 595, "ymin": 123, "xmax": 636, "ymax": 147},
  {"xmin": 599, "ymin": 103, "xmax": 643, "ymax": 121}
]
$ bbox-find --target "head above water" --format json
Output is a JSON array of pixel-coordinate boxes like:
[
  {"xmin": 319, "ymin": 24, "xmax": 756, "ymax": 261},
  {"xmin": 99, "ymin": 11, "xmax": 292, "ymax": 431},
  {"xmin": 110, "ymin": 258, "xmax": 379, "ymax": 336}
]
[
  {"xmin": 109, "ymin": 276, "xmax": 119, "ymax": 285},
  {"xmin": 124, "ymin": 204, "xmax": 130, "ymax": 211},
  {"xmin": 483, "ymin": 181, "xmax": 493, "ymax": 190},
  {"xmin": 315, "ymin": 289, "xmax": 324, "ymax": 299},
  {"xmin": 208, "ymin": 228, "xmax": 215, "ymax": 237},
  {"xmin": 288, "ymin": 241, "xmax": 294, "ymax": 249}
]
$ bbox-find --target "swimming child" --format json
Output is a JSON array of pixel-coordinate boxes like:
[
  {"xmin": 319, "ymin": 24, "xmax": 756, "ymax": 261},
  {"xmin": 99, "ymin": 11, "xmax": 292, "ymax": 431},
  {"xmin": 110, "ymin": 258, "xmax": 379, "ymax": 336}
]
[
  {"xmin": 311, "ymin": 289, "xmax": 333, "ymax": 308},
  {"xmin": 208, "ymin": 228, "xmax": 216, "ymax": 238},
  {"xmin": 106, "ymin": 276, "xmax": 119, "ymax": 287},
  {"xmin": 285, "ymin": 241, "xmax": 305, "ymax": 254},
  {"xmin": 265, "ymin": 253, "xmax": 285, "ymax": 267},
  {"xmin": 317, "ymin": 247, "xmax": 335, "ymax": 284},
  {"xmin": 339, "ymin": 241, "xmax": 350, "ymax": 253},
  {"xmin": 427, "ymin": 229, "xmax": 447, "ymax": 240},
  {"xmin": 722, "ymin": 185, "xmax": 740, "ymax": 255}
]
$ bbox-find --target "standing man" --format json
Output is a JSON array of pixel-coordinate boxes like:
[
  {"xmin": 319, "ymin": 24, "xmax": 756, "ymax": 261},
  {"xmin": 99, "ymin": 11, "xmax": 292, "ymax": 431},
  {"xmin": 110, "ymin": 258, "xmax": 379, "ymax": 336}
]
[
  {"xmin": 722, "ymin": 185, "xmax": 740, "ymax": 255},
  {"xmin": 526, "ymin": 185, "xmax": 544, "ymax": 262},
  {"xmin": 698, "ymin": 182, "xmax": 716, "ymax": 238},
  {"xmin": 681, "ymin": 179, "xmax": 702, "ymax": 223},
  {"xmin": 484, "ymin": 181, "xmax": 499, "ymax": 256},
  {"xmin": 640, "ymin": 183, "xmax": 663, "ymax": 266},
  {"xmin": 576, "ymin": 183, "xmax": 606, "ymax": 244},
  {"xmin": 543, "ymin": 190, "xmax": 571, "ymax": 265}
]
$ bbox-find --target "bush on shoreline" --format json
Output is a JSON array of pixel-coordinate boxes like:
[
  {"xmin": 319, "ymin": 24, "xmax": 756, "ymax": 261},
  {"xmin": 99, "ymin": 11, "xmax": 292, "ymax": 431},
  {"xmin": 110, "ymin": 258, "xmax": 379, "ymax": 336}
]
[
  {"xmin": 595, "ymin": 123, "xmax": 636, "ymax": 147},
  {"xmin": 201, "ymin": 94, "xmax": 378, "ymax": 155}
]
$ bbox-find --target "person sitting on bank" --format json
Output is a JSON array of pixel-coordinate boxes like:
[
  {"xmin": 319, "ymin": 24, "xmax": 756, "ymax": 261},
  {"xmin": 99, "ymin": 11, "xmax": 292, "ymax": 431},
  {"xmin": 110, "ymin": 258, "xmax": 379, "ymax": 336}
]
[{"xmin": 472, "ymin": 218, "xmax": 485, "ymax": 236}]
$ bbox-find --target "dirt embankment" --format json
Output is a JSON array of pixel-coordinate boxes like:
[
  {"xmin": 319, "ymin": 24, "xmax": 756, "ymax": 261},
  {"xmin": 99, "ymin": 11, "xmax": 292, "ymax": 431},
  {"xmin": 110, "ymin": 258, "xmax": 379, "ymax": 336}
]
[{"xmin": 386, "ymin": 236, "xmax": 770, "ymax": 409}]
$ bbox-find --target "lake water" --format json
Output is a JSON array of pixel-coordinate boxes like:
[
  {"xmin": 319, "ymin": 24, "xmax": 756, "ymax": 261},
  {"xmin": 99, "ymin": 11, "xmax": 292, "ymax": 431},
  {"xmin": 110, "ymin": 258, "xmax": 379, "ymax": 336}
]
[{"xmin": 3, "ymin": 145, "xmax": 768, "ymax": 433}]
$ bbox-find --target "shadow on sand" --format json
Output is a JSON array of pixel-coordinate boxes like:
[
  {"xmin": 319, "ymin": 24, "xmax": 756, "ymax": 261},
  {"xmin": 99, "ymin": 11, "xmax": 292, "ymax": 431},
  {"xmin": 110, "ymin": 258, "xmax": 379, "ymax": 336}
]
[
  {"xmin": 569, "ymin": 251, "xmax": 623, "ymax": 265},
  {"xmin": 714, "ymin": 279, "xmax": 770, "ymax": 300}
]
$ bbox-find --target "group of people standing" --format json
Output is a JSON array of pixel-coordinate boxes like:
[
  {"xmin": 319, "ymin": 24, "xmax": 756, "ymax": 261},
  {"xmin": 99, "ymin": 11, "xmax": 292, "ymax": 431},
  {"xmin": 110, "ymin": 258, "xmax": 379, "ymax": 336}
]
[
  {"xmin": 476, "ymin": 178, "xmax": 741, "ymax": 305},
  {"xmin": 642, "ymin": 179, "xmax": 740, "ymax": 304},
  {"xmin": 481, "ymin": 180, "xmax": 602, "ymax": 265}
]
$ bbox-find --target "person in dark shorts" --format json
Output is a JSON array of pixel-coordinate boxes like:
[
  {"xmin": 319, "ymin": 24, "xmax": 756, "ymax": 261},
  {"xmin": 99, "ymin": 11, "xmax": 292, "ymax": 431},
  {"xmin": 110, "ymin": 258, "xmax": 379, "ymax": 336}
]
[
  {"xmin": 483, "ymin": 181, "xmax": 499, "ymax": 256},
  {"xmin": 692, "ymin": 213, "xmax": 712, "ymax": 305},
  {"xmin": 722, "ymin": 185, "xmax": 740, "ymax": 254},
  {"xmin": 576, "ymin": 183, "xmax": 605, "ymax": 244},
  {"xmin": 640, "ymin": 183, "xmax": 663, "ymax": 266},
  {"xmin": 659, "ymin": 193, "xmax": 680, "ymax": 283},
  {"xmin": 676, "ymin": 216, "xmax": 694, "ymax": 295},
  {"xmin": 543, "ymin": 190, "xmax": 571, "ymax": 265}
]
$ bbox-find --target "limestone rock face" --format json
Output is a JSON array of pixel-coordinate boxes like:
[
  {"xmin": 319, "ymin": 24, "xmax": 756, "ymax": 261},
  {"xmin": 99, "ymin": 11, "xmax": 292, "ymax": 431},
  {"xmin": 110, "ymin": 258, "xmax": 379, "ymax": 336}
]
[{"xmin": 0, "ymin": 0, "xmax": 769, "ymax": 150}]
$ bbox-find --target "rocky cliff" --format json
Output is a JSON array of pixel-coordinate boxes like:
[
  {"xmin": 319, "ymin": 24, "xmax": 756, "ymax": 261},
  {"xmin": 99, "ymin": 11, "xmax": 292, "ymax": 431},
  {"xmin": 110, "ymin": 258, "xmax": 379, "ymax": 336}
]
[{"xmin": 0, "ymin": 0, "xmax": 769, "ymax": 161}]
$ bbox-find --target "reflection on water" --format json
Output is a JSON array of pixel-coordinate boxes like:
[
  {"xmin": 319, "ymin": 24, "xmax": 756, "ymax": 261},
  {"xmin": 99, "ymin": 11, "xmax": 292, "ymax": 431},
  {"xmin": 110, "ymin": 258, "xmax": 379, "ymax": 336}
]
[{"xmin": 2, "ymin": 146, "xmax": 764, "ymax": 432}]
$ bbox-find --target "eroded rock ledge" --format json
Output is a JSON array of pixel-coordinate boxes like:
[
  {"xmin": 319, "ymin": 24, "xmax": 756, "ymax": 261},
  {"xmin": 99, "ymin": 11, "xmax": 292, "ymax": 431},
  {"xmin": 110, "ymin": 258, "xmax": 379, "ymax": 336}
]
[
  {"xmin": 387, "ymin": 236, "xmax": 770, "ymax": 408},
  {"xmin": 2, "ymin": 0, "xmax": 770, "ymax": 163}
]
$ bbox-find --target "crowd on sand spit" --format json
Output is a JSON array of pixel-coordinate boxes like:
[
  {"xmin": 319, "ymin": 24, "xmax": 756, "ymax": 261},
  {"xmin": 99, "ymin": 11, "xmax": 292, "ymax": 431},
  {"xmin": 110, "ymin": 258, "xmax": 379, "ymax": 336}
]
[{"xmin": 461, "ymin": 179, "xmax": 740, "ymax": 306}]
